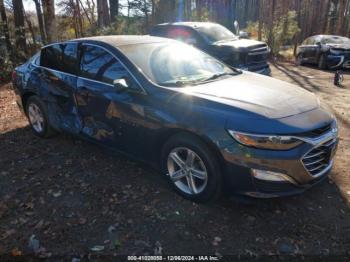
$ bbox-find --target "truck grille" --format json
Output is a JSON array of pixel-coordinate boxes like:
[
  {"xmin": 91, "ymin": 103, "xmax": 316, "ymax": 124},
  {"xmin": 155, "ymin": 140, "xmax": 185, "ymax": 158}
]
[
  {"xmin": 302, "ymin": 138, "xmax": 337, "ymax": 176},
  {"xmin": 247, "ymin": 45, "xmax": 269, "ymax": 64}
]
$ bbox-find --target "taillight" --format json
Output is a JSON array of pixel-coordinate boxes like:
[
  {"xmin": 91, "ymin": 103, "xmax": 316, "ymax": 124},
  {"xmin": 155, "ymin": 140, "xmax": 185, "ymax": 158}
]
[{"xmin": 12, "ymin": 71, "xmax": 17, "ymax": 80}]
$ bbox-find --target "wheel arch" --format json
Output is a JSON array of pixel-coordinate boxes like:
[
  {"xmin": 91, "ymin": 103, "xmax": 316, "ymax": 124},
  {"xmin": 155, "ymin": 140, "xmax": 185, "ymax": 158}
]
[
  {"xmin": 156, "ymin": 128, "xmax": 226, "ymax": 171},
  {"xmin": 22, "ymin": 91, "xmax": 38, "ymax": 113}
]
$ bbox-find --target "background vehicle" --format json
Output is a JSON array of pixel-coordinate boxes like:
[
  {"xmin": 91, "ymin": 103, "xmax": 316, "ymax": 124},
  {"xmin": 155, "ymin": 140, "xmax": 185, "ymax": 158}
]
[
  {"xmin": 12, "ymin": 36, "xmax": 338, "ymax": 203},
  {"xmin": 297, "ymin": 35, "xmax": 350, "ymax": 70},
  {"xmin": 150, "ymin": 22, "xmax": 271, "ymax": 75}
]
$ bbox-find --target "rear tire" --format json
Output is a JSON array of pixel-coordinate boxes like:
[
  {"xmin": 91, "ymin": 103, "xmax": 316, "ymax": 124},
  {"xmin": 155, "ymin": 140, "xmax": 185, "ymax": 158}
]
[
  {"xmin": 296, "ymin": 54, "xmax": 304, "ymax": 66},
  {"xmin": 161, "ymin": 133, "xmax": 222, "ymax": 203},
  {"xmin": 26, "ymin": 96, "xmax": 57, "ymax": 138},
  {"xmin": 318, "ymin": 54, "xmax": 328, "ymax": 70}
]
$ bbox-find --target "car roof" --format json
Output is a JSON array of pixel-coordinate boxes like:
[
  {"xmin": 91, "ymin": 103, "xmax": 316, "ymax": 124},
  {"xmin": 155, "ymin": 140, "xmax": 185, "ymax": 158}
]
[
  {"xmin": 68, "ymin": 35, "xmax": 172, "ymax": 47},
  {"xmin": 155, "ymin": 22, "xmax": 218, "ymax": 29},
  {"xmin": 309, "ymin": 35, "xmax": 349, "ymax": 39}
]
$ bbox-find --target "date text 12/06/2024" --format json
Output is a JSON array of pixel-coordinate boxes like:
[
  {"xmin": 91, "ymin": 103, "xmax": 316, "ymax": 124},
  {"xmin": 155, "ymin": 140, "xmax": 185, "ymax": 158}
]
[{"xmin": 127, "ymin": 255, "xmax": 220, "ymax": 261}]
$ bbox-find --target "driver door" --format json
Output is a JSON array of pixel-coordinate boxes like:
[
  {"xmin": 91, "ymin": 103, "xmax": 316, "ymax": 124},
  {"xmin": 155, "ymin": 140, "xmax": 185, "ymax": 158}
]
[{"xmin": 76, "ymin": 44, "xmax": 147, "ymax": 154}]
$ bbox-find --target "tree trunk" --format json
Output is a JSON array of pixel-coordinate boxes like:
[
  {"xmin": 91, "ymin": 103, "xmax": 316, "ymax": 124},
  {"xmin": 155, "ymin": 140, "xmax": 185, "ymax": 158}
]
[
  {"xmin": 293, "ymin": 0, "xmax": 302, "ymax": 56},
  {"xmin": 258, "ymin": 0, "xmax": 263, "ymax": 41},
  {"xmin": 109, "ymin": 0, "xmax": 119, "ymax": 22},
  {"xmin": 79, "ymin": 0, "xmax": 92, "ymax": 24},
  {"xmin": 12, "ymin": 0, "xmax": 27, "ymax": 55},
  {"xmin": 195, "ymin": 0, "xmax": 202, "ymax": 20},
  {"xmin": 267, "ymin": 0, "xmax": 276, "ymax": 53},
  {"xmin": 97, "ymin": 0, "xmax": 110, "ymax": 27},
  {"xmin": 76, "ymin": 0, "xmax": 84, "ymax": 36},
  {"xmin": 33, "ymin": 0, "xmax": 46, "ymax": 44},
  {"xmin": 42, "ymin": 0, "xmax": 56, "ymax": 43},
  {"xmin": 24, "ymin": 12, "xmax": 36, "ymax": 46},
  {"xmin": 151, "ymin": 0, "xmax": 155, "ymax": 25},
  {"xmin": 143, "ymin": 0, "xmax": 149, "ymax": 31},
  {"xmin": 336, "ymin": 0, "xmax": 347, "ymax": 34},
  {"xmin": 155, "ymin": 0, "xmax": 176, "ymax": 23},
  {"xmin": 0, "ymin": 0, "xmax": 12, "ymax": 54}
]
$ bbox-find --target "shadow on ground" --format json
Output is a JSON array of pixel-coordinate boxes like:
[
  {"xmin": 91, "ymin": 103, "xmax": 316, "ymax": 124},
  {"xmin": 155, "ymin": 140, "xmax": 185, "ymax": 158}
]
[{"xmin": 1, "ymin": 126, "xmax": 350, "ymax": 257}]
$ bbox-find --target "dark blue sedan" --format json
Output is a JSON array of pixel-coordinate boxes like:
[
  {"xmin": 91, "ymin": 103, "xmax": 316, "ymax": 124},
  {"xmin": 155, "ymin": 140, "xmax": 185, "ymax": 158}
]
[{"xmin": 12, "ymin": 36, "xmax": 338, "ymax": 202}]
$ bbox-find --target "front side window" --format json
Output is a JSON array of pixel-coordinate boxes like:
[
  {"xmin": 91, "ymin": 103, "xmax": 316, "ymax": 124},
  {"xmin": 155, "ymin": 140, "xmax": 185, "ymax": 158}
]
[
  {"xmin": 119, "ymin": 42, "xmax": 239, "ymax": 87},
  {"xmin": 79, "ymin": 45, "xmax": 130, "ymax": 85}
]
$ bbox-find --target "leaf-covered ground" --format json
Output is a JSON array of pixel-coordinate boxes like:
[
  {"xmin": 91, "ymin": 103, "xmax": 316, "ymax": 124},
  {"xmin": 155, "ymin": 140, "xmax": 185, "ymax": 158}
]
[{"xmin": 1, "ymin": 62, "xmax": 350, "ymax": 259}]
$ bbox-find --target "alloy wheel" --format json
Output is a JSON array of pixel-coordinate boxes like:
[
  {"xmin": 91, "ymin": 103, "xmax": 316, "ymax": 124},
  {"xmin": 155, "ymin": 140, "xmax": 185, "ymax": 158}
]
[
  {"xmin": 28, "ymin": 103, "xmax": 44, "ymax": 133},
  {"xmin": 167, "ymin": 147, "xmax": 208, "ymax": 195}
]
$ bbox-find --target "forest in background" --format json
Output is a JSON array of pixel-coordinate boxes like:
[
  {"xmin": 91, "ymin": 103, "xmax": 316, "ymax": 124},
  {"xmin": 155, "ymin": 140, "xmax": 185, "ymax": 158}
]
[{"xmin": 1, "ymin": 0, "xmax": 350, "ymax": 82}]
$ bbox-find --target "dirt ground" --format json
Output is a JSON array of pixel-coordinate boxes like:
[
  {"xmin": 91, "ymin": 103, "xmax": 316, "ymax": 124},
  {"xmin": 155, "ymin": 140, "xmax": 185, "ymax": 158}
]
[{"xmin": 1, "ymin": 62, "xmax": 350, "ymax": 259}]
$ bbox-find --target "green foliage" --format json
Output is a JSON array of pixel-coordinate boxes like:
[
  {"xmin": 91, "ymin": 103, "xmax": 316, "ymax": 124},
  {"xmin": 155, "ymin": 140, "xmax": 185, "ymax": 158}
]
[
  {"xmin": 191, "ymin": 8, "xmax": 210, "ymax": 22},
  {"xmin": 0, "ymin": 54, "xmax": 13, "ymax": 83},
  {"xmin": 270, "ymin": 11, "xmax": 300, "ymax": 54},
  {"xmin": 246, "ymin": 11, "xmax": 300, "ymax": 55},
  {"xmin": 86, "ymin": 16, "xmax": 146, "ymax": 36}
]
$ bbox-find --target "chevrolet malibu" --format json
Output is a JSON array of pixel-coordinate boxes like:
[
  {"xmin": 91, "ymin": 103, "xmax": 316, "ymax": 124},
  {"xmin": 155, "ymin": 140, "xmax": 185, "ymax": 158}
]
[{"xmin": 12, "ymin": 36, "xmax": 338, "ymax": 202}]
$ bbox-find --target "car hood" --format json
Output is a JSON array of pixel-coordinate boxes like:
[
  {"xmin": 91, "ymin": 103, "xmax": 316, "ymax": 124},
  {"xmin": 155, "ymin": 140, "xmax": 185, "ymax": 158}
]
[
  {"xmin": 181, "ymin": 72, "xmax": 319, "ymax": 119},
  {"xmin": 327, "ymin": 43, "xmax": 350, "ymax": 50},
  {"xmin": 213, "ymin": 39, "xmax": 267, "ymax": 49}
]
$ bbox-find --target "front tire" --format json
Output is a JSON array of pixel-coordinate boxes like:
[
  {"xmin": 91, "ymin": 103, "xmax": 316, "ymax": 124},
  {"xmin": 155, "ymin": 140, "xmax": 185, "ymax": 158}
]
[
  {"xmin": 26, "ymin": 96, "xmax": 56, "ymax": 138},
  {"xmin": 318, "ymin": 54, "xmax": 328, "ymax": 70},
  {"xmin": 161, "ymin": 133, "xmax": 222, "ymax": 203}
]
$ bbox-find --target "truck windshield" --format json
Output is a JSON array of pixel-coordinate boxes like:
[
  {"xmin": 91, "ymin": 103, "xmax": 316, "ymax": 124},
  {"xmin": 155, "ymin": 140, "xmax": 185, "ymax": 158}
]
[
  {"xmin": 196, "ymin": 24, "xmax": 238, "ymax": 44},
  {"xmin": 119, "ymin": 42, "xmax": 239, "ymax": 87}
]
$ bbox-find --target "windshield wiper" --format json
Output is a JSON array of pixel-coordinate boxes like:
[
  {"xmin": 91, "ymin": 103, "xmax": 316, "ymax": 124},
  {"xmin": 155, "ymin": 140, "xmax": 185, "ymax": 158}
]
[
  {"xmin": 159, "ymin": 80, "xmax": 196, "ymax": 87},
  {"xmin": 200, "ymin": 72, "xmax": 238, "ymax": 83}
]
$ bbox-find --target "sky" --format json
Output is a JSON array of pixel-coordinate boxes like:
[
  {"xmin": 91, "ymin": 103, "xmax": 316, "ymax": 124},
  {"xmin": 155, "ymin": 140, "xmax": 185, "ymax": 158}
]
[{"xmin": 22, "ymin": 0, "xmax": 129, "ymax": 14}]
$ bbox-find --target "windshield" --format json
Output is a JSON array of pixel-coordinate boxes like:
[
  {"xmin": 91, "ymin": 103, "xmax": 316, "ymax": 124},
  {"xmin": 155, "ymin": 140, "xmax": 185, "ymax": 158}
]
[
  {"xmin": 322, "ymin": 36, "xmax": 350, "ymax": 45},
  {"xmin": 196, "ymin": 24, "xmax": 237, "ymax": 44},
  {"xmin": 119, "ymin": 42, "xmax": 238, "ymax": 87}
]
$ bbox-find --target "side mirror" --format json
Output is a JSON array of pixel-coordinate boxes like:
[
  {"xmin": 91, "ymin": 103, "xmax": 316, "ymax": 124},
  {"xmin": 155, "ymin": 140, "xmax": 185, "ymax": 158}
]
[
  {"xmin": 316, "ymin": 41, "xmax": 322, "ymax": 47},
  {"xmin": 234, "ymin": 20, "xmax": 240, "ymax": 35},
  {"xmin": 113, "ymin": 78, "xmax": 129, "ymax": 92}
]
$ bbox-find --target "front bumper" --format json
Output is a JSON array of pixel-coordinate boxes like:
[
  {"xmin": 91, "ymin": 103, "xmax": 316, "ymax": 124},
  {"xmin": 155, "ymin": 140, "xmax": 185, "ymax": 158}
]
[
  {"xmin": 221, "ymin": 131, "xmax": 338, "ymax": 198},
  {"xmin": 326, "ymin": 54, "xmax": 350, "ymax": 69}
]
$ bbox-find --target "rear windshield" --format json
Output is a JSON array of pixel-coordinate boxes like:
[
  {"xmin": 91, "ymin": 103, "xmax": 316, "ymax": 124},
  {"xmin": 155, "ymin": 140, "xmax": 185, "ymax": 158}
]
[{"xmin": 196, "ymin": 24, "xmax": 238, "ymax": 44}]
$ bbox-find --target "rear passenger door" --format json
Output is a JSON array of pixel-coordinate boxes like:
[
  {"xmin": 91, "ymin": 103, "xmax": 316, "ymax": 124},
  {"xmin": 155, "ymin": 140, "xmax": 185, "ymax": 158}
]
[
  {"xmin": 302, "ymin": 37, "xmax": 318, "ymax": 62},
  {"xmin": 38, "ymin": 43, "xmax": 82, "ymax": 133}
]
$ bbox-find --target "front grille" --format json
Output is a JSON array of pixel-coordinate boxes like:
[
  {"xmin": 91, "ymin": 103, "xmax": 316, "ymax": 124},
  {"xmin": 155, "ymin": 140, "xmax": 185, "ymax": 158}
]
[
  {"xmin": 343, "ymin": 61, "xmax": 350, "ymax": 68},
  {"xmin": 298, "ymin": 124, "xmax": 332, "ymax": 138},
  {"xmin": 247, "ymin": 45, "xmax": 269, "ymax": 64},
  {"xmin": 302, "ymin": 139, "xmax": 337, "ymax": 176},
  {"xmin": 254, "ymin": 179, "xmax": 298, "ymax": 193}
]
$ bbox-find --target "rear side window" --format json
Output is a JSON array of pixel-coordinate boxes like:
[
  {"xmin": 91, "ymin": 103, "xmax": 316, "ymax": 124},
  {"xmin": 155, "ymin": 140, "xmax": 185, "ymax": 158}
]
[
  {"xmin": 41, "ymin": 44, "xmax": 62, "ymax": 71},
  {"xmin": 79, "ymin": 45, "xmax": 129, "ymax": 85},
  {"xmin": 150, "ymin": 26, "xmax": 168, "ymax": 37},
  {"xmin": 40, "ymin": 43, "xmax": 78, "ymax": 74}
]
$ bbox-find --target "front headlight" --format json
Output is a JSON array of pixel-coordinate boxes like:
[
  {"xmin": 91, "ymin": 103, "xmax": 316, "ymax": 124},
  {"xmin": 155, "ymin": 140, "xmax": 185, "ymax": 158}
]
[{"xmin": 228, "ymin": 130, "xmax": 303, "ymax": 150}]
